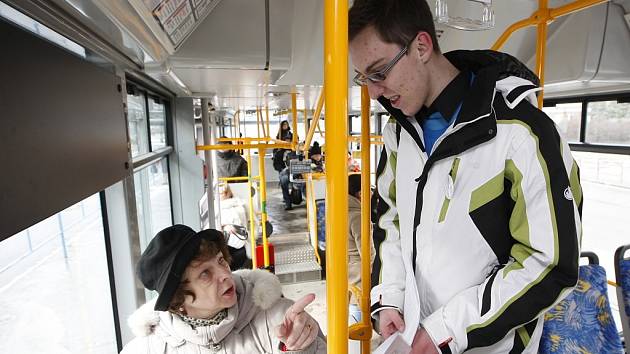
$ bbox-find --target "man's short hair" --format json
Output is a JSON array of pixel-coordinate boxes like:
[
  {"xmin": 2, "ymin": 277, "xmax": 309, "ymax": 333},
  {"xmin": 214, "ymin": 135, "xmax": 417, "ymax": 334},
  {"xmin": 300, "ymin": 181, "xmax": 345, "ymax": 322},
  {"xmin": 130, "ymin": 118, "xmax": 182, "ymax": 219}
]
[{"xmin": 349, "ymin": 0, "xmax": 440, "ymax": 53}]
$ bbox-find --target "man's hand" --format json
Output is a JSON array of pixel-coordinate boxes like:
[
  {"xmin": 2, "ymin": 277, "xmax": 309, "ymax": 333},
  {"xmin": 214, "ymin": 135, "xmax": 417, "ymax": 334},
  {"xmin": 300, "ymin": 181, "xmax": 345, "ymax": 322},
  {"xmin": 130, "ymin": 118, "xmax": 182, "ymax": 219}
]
[
  {"xmin": 379, "ymin": 308, "xmax": 405, "ymax": 339},
  {"xmin": 411, "ymin": 328, "xmax": 439, "ymax": 354},
  {"xmin": 276, "ymin": 293, "xmax": 319, "ymax": 351}
]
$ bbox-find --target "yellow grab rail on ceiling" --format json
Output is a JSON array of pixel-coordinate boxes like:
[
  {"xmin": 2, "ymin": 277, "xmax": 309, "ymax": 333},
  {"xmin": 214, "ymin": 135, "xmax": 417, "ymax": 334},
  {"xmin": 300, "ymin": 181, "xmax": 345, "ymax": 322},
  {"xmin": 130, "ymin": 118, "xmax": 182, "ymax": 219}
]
[{"xmin": 491, "ymin": 0, "xmax": 609, "ymax": 107}]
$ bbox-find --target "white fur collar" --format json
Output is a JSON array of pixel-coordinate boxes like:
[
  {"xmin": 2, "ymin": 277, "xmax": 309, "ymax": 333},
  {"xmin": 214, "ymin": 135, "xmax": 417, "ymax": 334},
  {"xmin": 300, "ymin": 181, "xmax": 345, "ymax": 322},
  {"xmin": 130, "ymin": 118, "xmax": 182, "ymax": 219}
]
[{"xmin": 127, "ymin": 269, "xmax": 282, "ymax": 338}]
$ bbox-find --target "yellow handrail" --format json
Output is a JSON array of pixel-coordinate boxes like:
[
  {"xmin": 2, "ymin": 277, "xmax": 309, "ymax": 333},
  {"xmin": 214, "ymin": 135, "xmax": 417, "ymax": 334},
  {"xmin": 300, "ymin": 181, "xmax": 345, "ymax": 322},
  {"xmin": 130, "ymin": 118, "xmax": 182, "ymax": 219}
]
[
  {"xmin": 265, "ymin": 105, "xmax": 271, "ymax": 139},
  {"xmin": 292, "ymin": 92, "xmax": 298, "ymax": 147},
  {"xmin": 324, "ymin": 0, "xmax": 349, "ymax": 352},
  {"xmin": 304, "ymin": 90, "xmax": 325, "ymax": 153},
  {"xmin": 358, "ymin": 85, "xmax": 373, "ymax": 352},
  {"xmin": 258, "ymin": 147, "xmax": 270, "ymax": 267},
  {"xmin": 217, "ymin": 137, "xmax": 271, "ymax": 143},
  {"xmin": 196, "ymin": 142, "xmax": 292, "ymax": 151},
  {"xmin": 491, "ymin": 0, "xmax": 609, "ymax": 107},
  {"xmin": 246, "ymin": 150, "xmax": 257, "ymax": 269},
  {"xmin": 218, "ymin": 176, "xmax": 260, "ymax": 182}
]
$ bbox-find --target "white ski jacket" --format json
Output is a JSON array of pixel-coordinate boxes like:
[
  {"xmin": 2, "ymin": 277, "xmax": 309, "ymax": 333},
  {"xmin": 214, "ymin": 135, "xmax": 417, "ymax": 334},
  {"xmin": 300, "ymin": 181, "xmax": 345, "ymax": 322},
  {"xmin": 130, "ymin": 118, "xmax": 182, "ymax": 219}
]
[{"xmin": 371, "ymin": 50, "xmax": 582, "ymax": 354}]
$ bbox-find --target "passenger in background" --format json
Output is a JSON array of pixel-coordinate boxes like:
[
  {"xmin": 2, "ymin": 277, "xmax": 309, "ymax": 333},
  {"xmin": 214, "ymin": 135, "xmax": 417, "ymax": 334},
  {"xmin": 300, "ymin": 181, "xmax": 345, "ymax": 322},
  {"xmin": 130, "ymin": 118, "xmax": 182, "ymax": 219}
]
[
  {"xmin": 347, "ymin": 151, "xmax": 360, "ymax": 172},
  {"xmin": 219, "ymin": 184, "xmax": 250, "ymax": 270},
  {"xmin": 347, "ymin": 174, "xmax": 375, "ymax": 323},
  {"xmin": 122, "ymin": 225, "xmax": 326, "ymax": 354},
  {"xmin": 273, "ymin": 135, "xmax": 300, "ymax": 210},
  {"xmin": 216, "ymin": 138, "xmax": 248, "ymax": 180},
  {"xmin": 276, "ymin": 120, "xmax": 293, "ymax": 141},
  {"xmin": 308, "ymin": 142, "xmax": 324, "ymax": 172}
]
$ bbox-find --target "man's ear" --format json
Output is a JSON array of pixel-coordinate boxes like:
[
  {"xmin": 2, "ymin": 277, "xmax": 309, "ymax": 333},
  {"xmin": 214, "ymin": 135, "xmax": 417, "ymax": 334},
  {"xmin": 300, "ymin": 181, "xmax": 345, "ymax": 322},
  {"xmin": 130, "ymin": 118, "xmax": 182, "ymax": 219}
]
[{"xmin": 414, "ymin": 31, "xmax": 434, "ymax": 64}]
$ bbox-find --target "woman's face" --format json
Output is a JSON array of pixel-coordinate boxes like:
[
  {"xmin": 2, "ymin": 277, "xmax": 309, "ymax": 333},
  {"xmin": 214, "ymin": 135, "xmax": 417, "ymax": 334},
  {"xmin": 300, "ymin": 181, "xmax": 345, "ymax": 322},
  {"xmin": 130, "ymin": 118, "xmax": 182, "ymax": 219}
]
[
  {"xmin": 181, "ymin": 253, "xmax": 237, "ymax": 318},
  {"xmin": 281, "ymin": 122, "xmax": 289, "ymax": 130}
]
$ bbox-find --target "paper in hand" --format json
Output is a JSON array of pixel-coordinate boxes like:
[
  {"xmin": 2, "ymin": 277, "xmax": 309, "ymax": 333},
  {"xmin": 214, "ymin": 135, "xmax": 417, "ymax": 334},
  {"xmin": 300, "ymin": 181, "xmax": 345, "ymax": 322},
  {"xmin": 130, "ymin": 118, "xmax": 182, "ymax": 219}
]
[{"xmin": 373, "ymin": 332, "xmax": 411, "ymax": 354}]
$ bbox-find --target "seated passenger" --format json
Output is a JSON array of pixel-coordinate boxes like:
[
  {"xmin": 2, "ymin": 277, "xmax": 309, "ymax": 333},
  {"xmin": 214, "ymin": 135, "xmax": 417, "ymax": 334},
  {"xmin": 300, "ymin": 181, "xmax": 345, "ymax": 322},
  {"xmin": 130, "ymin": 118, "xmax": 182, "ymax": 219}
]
[
  {"xmin": 219, "ymin": 184, "xmax": 250, "ymax": 270},
  {"xmin": 216, "ymin": 138, "xmax": 248, "ymax": 180},
  {"xmin": 308, "ymin": 142, "xmax": 324, "ymax": 172},
  {"xmin": 347, "ymin": 174, "xmax": 375, "ymax": 321},
  {"xmin": 273, "ymin": 136, "xmax": 301, "ymax": 210},
  {"xmin": 122, "ymin": 225, "xmax": 326, "ymax": 354}
]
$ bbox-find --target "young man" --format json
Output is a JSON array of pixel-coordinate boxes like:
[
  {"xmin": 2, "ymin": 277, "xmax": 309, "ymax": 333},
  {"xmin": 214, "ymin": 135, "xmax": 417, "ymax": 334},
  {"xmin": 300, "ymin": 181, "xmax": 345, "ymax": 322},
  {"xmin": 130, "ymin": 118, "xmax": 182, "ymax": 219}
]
[{"xmin": 348, "ymin": 1, "xmax": 582, "ymax": 353}]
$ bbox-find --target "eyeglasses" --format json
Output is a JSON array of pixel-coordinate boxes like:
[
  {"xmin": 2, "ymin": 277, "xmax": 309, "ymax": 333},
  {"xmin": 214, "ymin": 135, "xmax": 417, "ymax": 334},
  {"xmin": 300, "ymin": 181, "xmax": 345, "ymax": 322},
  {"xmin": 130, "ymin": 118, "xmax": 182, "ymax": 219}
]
[{"xmin": 353, "ymin": 40, "xmax": 411, "ymax": 86}]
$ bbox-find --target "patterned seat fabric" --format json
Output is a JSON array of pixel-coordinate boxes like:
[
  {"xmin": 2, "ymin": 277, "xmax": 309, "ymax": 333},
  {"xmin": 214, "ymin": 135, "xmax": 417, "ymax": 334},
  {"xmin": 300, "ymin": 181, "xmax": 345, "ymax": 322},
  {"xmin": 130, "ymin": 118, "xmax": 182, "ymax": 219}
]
[
  {"xmin": 540, "ymin": 264, "xmax": 623, "ymax": 353},
  {"xmin": 620, "ymin": 259, "xmax": 630, "ymax": 331},
  {"xmin": 315, "ymin": 199, "xmax": 326, "ymax": 250}
]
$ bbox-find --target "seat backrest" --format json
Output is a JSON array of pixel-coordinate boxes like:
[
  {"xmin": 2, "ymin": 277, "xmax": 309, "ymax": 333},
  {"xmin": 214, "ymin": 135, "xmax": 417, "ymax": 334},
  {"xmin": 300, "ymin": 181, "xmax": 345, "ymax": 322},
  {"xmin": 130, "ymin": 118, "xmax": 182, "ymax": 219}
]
[
  {"xmin": 615, "ymin": 244, "xmax": 630, "ymax": 347},
  {"xmin": 315, "ymin": 199, "xmax": 325, "ymax": 249},
  {"xmin": 540, "ymin": 252, "xmax": 623, "ymax": 353}
]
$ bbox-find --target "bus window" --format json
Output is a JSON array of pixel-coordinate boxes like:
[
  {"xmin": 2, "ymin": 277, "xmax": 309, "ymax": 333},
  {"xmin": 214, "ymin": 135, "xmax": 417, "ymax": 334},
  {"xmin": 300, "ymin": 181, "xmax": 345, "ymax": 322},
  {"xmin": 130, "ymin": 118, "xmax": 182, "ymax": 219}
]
[
  {"xmin": 543, "ymin": 102, "xmax": 581, "ymax": 142},
  {"xmin": 0, "ymin": 194, "xmax": 116, "ymax": 353},
  {"xmin": 586, "ymin": 100, "xmax": 630, "ymax": 145},
  {"xmin": 574, "ymin": 150, "xmax": 630, "ymax": 330}
]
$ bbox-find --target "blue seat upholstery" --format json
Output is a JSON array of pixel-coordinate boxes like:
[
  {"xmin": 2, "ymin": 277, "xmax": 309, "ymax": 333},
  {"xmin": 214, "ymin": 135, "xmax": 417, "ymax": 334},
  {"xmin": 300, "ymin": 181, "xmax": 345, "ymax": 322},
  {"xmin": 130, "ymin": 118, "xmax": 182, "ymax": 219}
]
[
  {"xmin": 615, "ymin": 244, "xmax": 630, "ymax": 348},
  {"xmin": 540, "ymin": 253, "xmax": 623, "ymax": 353},
  {"xmin": 315, "ymin": 199, "xmax": 326, "ymax": 250}
]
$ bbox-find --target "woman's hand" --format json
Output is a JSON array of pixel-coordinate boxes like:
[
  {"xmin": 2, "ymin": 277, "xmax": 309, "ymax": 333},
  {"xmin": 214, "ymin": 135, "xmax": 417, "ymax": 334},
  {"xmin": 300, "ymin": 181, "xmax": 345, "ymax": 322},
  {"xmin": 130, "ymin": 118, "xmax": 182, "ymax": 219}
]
[{"xmin": 276, "ymin": 293, "xmax": 319, "ymax": 351}]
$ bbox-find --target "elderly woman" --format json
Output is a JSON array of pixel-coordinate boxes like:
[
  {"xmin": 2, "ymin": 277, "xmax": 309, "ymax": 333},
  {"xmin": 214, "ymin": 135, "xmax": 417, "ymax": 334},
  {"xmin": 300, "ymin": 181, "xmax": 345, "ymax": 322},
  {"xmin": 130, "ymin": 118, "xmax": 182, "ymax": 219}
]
[{"xmin": 122, "ymin": 225, "xmax": 326, "ymax": 354}]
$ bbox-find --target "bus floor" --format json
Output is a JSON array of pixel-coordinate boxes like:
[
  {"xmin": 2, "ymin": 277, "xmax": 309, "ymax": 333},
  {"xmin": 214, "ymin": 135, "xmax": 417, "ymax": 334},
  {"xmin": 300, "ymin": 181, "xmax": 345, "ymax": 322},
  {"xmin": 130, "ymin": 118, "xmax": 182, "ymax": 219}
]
[{"xmin": 263, "ymin": 183, "xmax": 382, "ymax": 350}]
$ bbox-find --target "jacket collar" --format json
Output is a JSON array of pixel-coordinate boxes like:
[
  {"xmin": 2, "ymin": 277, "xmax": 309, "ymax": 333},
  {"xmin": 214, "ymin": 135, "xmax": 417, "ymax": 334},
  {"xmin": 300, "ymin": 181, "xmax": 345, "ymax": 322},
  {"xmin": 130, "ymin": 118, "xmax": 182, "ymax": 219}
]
[
  {"xmin": 416, "ymin": 69, "xmax": 470, "ymax": 122},
  {"xmin": 378, "ymin": 50, "xmax": 538, "ymax": 156}
]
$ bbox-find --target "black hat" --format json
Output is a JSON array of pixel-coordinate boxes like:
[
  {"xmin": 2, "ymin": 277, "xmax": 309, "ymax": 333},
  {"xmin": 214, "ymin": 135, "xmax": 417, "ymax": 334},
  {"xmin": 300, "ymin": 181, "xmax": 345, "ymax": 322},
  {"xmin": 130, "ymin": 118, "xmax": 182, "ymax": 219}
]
[
  {"xmin": 309, "ymin": 142, "xmax": 322, "ymax": 156},
  {"xmin": 136, "ymin": 225, "xmax": 223, "ymax": 311}
]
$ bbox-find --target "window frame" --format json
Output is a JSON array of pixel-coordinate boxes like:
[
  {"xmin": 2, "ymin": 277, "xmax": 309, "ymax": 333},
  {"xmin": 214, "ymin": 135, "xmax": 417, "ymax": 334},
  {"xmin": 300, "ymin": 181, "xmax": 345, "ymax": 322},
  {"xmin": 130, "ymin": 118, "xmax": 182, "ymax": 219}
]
[{"xmin": 545, "ymin": 91, "xmax": 630, "ymax": 155}]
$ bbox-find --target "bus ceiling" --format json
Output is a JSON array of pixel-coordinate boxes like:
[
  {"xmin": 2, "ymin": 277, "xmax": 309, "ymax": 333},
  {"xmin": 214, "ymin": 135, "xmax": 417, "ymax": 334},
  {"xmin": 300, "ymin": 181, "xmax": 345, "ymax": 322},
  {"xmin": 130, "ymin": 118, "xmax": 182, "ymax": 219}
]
[{"xmin": 6, "ymin": 0, "xmax": 629, "ymax": 104}]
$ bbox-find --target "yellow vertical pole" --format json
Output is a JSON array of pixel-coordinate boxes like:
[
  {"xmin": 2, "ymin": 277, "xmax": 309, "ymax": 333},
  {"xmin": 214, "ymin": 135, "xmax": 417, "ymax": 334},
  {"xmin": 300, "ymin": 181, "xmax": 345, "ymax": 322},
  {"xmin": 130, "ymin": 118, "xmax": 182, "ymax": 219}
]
[
  {"xmin": 258, "ymin": 147, "xmax": 270, "ymax": 267},
  {"xmin": 304, "ymin": 91, "xmax": 325, "ymax": 152},
  {"xmin": 291, "ymin": 92, "xmax": 298, "ymax": 147},
  {"xmin": 324, "ymin": 0, "xmax": 349, "ymax": 352},
  {"xmin": 246, "ymin": 149, "xmax": 257, "ymax": 268},
  {"xmin": 359, "ymin": 85, "xmax": 372, "ymax": 354},
  {"xmin": 303, "ymin": 107, "xmax": 309, "ymax": 148},
  {"xmin": 256, "ymin": 107, "xmax": 262, "ymax": 139},
  {"xmin": 265, "ymin": 105, "xmax": 271, "ymax": 139},
  {"xmin": 536, "ymin": 0, "xmax": 548, "ymax": 108}
]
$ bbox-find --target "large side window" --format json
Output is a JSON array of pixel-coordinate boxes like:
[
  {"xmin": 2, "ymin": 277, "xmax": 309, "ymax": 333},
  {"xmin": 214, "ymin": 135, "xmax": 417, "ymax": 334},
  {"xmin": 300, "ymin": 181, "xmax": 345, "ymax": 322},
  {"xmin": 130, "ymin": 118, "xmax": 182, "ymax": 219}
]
[
  {"xmin": 542, "ymin": 102, "xmax": 581, "ymax": 142},
  {"xmin": 586, "ymin": 100, "xmax": 630, "ymax": 144},
  {"xmin": 546, "ymin": 94, "xmax": 630, "ymax": 333},
  {"xmin": 134, "ymin": 158, "xmax": 173, "ymax": 251},
  {"xmin": 0, "ymin": 194, "xmax": 116, "ymax": 353},
  {"xmin": 127, "ymin": 83, "xmax": 174, "ymax": 252}
]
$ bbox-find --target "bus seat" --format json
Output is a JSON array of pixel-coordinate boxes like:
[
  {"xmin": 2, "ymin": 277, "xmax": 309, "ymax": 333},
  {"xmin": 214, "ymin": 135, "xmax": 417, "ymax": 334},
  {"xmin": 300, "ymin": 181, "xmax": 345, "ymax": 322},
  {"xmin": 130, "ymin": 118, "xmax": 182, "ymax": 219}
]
[
  {"xmin": 615, "ymin": 244, "xmax": 630, "ymax": 347},
  {"xmin": 315, "ymin": 199, "xmax": 326, "ymax": 250},
  {"xmin": 540, "ymin": 251, "xmax": 623, "ymax": 353}
]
